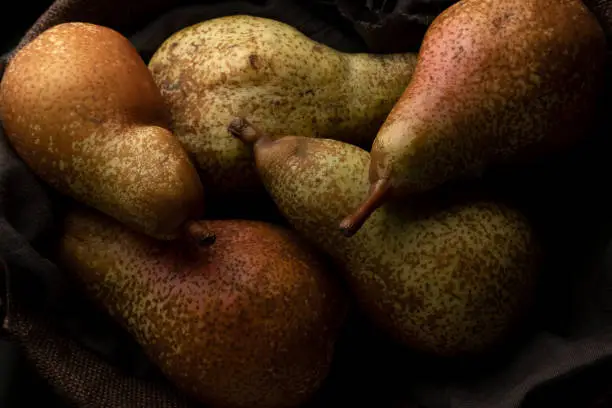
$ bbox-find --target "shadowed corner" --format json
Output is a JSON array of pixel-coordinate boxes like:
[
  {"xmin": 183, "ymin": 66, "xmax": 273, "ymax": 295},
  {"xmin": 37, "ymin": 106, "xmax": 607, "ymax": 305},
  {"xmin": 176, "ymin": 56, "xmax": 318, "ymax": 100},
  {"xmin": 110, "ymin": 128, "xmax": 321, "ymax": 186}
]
[{"xmin": 0, "ymin": 257, "xmax": 9, "ymax": 332}]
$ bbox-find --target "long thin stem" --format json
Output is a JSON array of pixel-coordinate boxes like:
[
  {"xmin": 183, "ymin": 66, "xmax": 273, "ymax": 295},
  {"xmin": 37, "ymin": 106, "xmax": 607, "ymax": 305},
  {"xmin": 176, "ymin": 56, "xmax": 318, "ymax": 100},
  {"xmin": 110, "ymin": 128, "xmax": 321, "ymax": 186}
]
[{"xmin": 339, "ymin": 178, "xmax": 391, "ymax": 237}]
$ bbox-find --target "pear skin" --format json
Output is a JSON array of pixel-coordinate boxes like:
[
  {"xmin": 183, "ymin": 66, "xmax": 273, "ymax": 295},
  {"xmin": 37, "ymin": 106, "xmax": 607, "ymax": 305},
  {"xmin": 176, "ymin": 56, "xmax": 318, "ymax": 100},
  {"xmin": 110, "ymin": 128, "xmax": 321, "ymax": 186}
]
[
  {"xmin": 0, "ymin": 23, "xmax": 205, "ymax": 241},
  {"xmin": 58, "ymin": 208, "xmax": 347, "ymax": 408},
  {"xmin": 231, "ymin": 117, "xmax": 539, "ymax": 357},
  {"xmin": 148, "ymin": 15, "xmax": 418, "ymax": 195},
  {"xmin": 341, "ymin": 0, "xmax": 606, "ymax": 236}
]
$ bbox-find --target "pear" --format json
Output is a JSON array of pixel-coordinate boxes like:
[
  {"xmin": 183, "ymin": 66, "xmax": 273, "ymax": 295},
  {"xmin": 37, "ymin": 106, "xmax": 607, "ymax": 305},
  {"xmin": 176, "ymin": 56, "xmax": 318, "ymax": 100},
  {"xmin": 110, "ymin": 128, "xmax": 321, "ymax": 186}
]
[
  {"xmin": 0, "ymin": 22, "xmax": 206, "ymax": 241},
  {"xmin": 147, "ymin": 15, "xmax": 418, "ymax": 195},
  {"xmin": 57, "ymin": 207, "xmax": 347, "ymax": 408},
  {"xmin": 230, "ymin": 117, "xmax": 539, "ymax": 357},
  {"xmin": 340, "ymin": 0, "xmax": 606, "ymax": 236}
]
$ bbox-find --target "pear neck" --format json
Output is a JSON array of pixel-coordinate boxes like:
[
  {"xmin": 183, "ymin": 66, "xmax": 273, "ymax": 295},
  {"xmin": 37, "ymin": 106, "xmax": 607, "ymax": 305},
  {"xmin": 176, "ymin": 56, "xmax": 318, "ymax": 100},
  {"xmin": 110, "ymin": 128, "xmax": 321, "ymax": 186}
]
[{"xmin": 348, "ymin": 53, "xmax": 418, "ymax": 97}]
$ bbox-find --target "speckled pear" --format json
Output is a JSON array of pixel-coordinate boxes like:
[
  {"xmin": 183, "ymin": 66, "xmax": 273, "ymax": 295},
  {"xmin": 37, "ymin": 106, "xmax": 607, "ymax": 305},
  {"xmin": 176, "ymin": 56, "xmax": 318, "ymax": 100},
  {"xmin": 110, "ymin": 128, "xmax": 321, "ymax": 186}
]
[
  {"xmin": 340, "ymin": 0, "xmax": 606, "ymax": 236},
  {"xmin": 231, "ymin": 117, "xmax": 539, "ymax": 357},
  {"xmin": 0, "ymin": 23, "xmax": 205, "ymax": 241},
  {"xmin": 58, "ymin": 207, "xmax": 347, "ymax": 408},
  {"xmin": 148, "ymin": 15, "xmax": 418, "ymax": 195}
]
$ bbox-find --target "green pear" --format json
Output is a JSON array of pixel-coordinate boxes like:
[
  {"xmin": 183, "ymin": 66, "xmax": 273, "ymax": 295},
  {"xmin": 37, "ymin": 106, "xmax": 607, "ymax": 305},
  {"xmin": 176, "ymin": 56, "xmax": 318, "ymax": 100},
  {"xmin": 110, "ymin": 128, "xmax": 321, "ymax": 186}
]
[
  {"xmin": 340, "ymin": 0, "xmax": 606, "ymax": 236},
  {"xmin": 58, "ymin": 207, "xmax": 347, "ymax": 408},
  {"xmin": 230, "ymin": 117, "xmax": 539, "ymax": 357},
  {"xmin": 148, "ymin": 15, "xmax": 417, "ymax": 195}
]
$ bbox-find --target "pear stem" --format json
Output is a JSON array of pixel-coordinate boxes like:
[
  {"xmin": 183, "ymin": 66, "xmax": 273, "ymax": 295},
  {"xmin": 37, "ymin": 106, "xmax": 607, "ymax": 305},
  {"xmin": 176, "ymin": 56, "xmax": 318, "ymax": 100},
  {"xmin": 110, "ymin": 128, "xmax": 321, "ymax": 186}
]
[
  {"xmin": 183, "ymin": 221, "xmax": 216, "ymax": 247},
  {"xmin": 228, "ymin": 117, "xmax": 273, "ymax": 147},
  {"xmin": 339, "ymin": 179, "xmax": 392, "ymax": 237}
]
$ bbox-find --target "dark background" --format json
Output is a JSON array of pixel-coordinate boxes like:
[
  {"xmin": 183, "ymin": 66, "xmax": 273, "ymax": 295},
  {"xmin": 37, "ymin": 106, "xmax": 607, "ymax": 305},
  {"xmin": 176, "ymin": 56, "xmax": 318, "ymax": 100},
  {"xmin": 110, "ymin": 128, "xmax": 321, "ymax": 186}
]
[
  {"xmin": 1, "ymin": 4, "xmax": 62, "ymax": 408},
  {"xmin": 0, "ymin": 1, "xmax": 55, "ymax": 55}
]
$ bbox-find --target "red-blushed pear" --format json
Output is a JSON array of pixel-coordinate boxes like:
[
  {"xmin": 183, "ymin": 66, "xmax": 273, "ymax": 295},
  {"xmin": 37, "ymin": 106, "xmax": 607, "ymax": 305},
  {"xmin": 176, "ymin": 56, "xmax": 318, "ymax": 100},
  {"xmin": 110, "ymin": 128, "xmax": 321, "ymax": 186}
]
[
  {"xmin": 340, "ymin": 0, "xmax": 606, "ymax": 236},
  {"xmin": 58, "ymin": 207, "xmax": 348, "ymax": 408}
]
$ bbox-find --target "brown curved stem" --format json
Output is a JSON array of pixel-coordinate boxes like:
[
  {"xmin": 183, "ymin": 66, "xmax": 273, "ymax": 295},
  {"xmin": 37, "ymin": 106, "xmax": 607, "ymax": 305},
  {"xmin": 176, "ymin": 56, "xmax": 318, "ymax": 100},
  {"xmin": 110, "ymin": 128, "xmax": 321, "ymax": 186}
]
[
  {"xmin": 183, "ymin": 220, "xmax": 216, "ymax": 247},
  {"xmin": 228, "ymin": 116, "xmax": 273, "ymax": 147},
  {"xmin": 339, "ymin": 179, "xmax": 392, "ymax": 237}
]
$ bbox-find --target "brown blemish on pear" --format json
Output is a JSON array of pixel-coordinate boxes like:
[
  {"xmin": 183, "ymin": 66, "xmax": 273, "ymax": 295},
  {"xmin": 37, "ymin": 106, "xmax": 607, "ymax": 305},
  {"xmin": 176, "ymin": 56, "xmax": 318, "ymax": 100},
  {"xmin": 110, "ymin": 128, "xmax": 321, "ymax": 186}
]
[
  {"xmin": 58, "ymin": 208, "xmax": 347, "ymax": 408},
  {"xmin": 0, "ymin": 22, "xmax": 206, "ymax": 241},
  {"xmin": 233, "ymin": 118, "xmax": 539, "ymax": 357},
  {"xmin": 343, "ymin": 0, "xmax": 607, "ymax": 235},
  {"xmin": 148, "ymin": 14, "xmax": 418, "ymax": 195}
]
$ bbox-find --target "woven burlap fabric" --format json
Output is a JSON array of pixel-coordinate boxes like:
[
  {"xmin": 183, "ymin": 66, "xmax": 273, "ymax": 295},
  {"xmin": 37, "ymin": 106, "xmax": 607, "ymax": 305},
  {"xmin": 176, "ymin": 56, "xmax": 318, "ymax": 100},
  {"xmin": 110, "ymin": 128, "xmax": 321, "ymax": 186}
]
[
  {"xmin": 4, "ymin": 1, "xmax": 612, "ymax": 407},
  {"xmin": 4, "ymin": 304, "xmax": 198, "ymax": 408}
]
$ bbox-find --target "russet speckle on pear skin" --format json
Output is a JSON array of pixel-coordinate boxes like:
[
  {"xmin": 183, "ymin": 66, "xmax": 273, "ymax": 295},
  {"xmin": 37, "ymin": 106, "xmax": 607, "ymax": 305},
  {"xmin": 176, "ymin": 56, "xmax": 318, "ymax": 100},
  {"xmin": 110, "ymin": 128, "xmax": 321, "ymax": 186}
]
[
  {"xmin": 147, "ymin": 15, "xmax": 418, "ymax": 195},
  {"xmin": 59, "ymin": 209, "xmax": 347, "ymax": 408},
  {"xmin": 371, "ymin": 0, "xmax": 606, "ymax": 195},
  {"xmin": 245, "ymin": 131, "xmax": 539, "ymax": 357},
  {"xmin": 0, "ymin": 22, "xmax": 205, "ymax": 240}
]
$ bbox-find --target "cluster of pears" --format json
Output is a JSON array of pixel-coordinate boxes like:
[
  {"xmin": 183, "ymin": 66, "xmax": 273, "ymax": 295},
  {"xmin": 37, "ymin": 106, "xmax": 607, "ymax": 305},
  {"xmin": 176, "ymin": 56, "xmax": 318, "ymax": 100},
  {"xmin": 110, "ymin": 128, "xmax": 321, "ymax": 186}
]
[
  {"xmin": 146, "ymin": 14, "xmax": 419, "ymax": 195},
  {"xmin": 0, "ymin": 0, "xmax": 607, "ymax": 405},
  {"xmin": 0, "ymin": 21, "xmax": 350, "ymax": 408}
]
